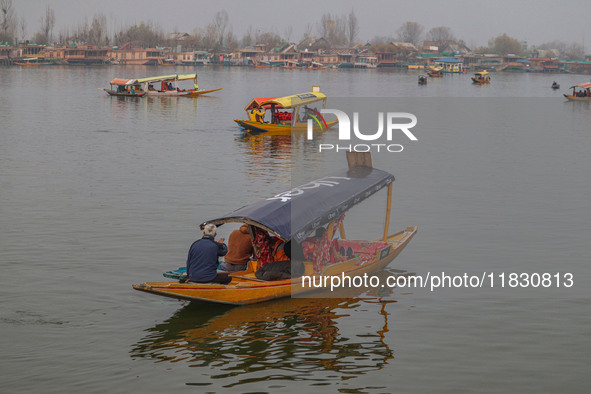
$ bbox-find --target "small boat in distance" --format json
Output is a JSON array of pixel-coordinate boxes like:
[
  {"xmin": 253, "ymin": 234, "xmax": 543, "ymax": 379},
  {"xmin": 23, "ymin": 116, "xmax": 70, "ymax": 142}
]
[
  {"xmin": 427, "ymin": 66, "xmax": 444, "ymax": 77},
  {"xmin": 133, "ymin": 152, "xmax": 417, "ymax": 305},
  {"xmin": 234, "ymin": 86, "xmax": 338, "ymax": 134},
  {"xmin": 472, "ymin": 71, "xmax": 491, "ymax": 84},
  {"xmin": 551, "ymin": 81, "xmax": 560, "ymax": 90},
  {"xmin": 136, "ymin": 74, "xmax": 222, "ymax": 97},
  {"xmin": 563, "ymin": 82, "xmax": 591, "ymax": 101},
  {"xmin": 13, "ymin": 57, "xmax": 54, "ymax": 66},
  {"xmin": 101, "ymin": 78, "xmax": 146, "ymax": 97},
  {"xmin": 418, "ymin": 75, "xmax": 428, "ymax": 85}
]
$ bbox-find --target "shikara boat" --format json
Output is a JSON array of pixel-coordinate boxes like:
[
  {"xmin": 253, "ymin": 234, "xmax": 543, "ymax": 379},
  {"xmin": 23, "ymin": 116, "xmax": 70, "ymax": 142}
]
[
  {"xmin": 133, "ymin": 152, "xmax": 417, "ymax": 305},
  {"xmin": 472, "ymin": 71, "xmax": 490, "ymax": 84},
  {"xmin": 233, "ymin": 86, "xmax": 338, "ymax": 134},
  {"xmin": 101, "ymin": 78, "xmax": 146, "ymax": 97},
  {"xmin": 13, "ymin": 57, "xmax": 54, "ymax": 66},
  {"xmin": 253, "ymin": 60, "xmax": 274, "ymax": 68},
  {"xmin": 564, "ymin": 83, "xmax": 591, "ymax": 101},
  {"xmin": 551, "ymin": 82, "xmax": 560, "ymax": 90},
  {"xmin": 427, "ymin": 66, "xmax": 444, "ymax": 77},
  {"xmin": 418, "ymin": 75, "xmax": 429, "ymax": 85},
  {"xmin": 303, "ymin": 61, "xmax": 330, "ymax": 70},
  {"xmin": 137, "ymin": 73, "xmax": 222, "ymax": 97}
]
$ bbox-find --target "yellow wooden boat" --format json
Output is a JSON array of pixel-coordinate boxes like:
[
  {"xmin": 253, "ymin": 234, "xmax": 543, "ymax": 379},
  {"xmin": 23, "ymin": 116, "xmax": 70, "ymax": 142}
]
[
  {"xmin": 471, "ymin": 71, "xmax": 491, "ymax": 84},
  {"xmin": 14, "ymin": 57, "xmax": 54, "ymax": 66},
  {"xmin": 233, "ymin": 86, "xmax": 338, "ymax": 134},
  {"xmin": 133, "ymin": 153, "xmax": 417, "ymax": 305},
  {"xmin": 564, "ymin": 82, "xmax": 591, "ymax": 101},
  {"xmin": 427, "ymin": 66, "xmax": 444, "ymax": 77}
]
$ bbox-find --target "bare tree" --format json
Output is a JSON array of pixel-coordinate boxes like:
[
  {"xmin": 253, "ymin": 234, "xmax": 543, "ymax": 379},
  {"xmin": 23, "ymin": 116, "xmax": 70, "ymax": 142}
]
[
  {"xmin": 564, "ymin": 42, "xmax": 584, "ymax": 59},
  {"xmin": 426, "ymin": 26, "xmax": 455, "ymax": 43},
  {"xmin": 346, "ymin": 9, "xmax": 359, "ymax": 46},
  {"xmin": 201, "ymin": 23, "xmax": 218, "ymax": 49},
  {"xmin": 397, "ymin": 21, "xmax": 423, "ymax": 45},
  {"xmin": 39, "ymin": 5, "xmax": 55, "ymax": 44},
  {"xmin": 0, "ymin": 0, "xmax": 17, "ymax": 44},
  {"xmin": 19, "ymin": 15, "xmax": 25, "ymax": 44},
  {"xmin": 88, "ymin": 13, "xmax": 107, "ymax": 45},
  {"xmin": 284, "ymin": 25, "xmax": 293, "ymax": 43},
  {"xmin": 212, "ymin": 10, "xmax": 229, "ymax": 47},
  {"xmin": 113, "ymin": 21, "xmax": 165, "ymax": 47},
  {"xmin": 303, "ymin": 23, "xmax": 313, "ymax": 39},
  {"xmin": 241, "ymin": 25, "xmax": 253, "ymax": 47},
  {"xmin": 488, "ymin": 33, "xmax": 522, "ymax": 56},
  {"xmin": 317, "ymin": 13, "xmax": 346, "ymax": 46},
  {"xmin": 539, "ymin": 40, "xmax": 584, "ymax": 59},
  {"xmin": 225, "ymin": 30, "xmax": 237, "ymax": 50},
  {"xmin": 255, "ymin": 31, "xmax": 282, "ymax": 47}
]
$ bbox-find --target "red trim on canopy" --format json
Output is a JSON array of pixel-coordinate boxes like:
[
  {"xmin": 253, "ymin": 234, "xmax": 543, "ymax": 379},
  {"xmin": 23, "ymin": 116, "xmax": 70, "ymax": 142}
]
[
  {"xmin": 572, "ymin": 82, "xmax": 591, "ymax": 89},
  {"xmin": 244, "ymin": 97, "xmax": 281, "ymax": 111},
  {"xmin": 110, "ymin": 78, "xmax": 136, "ymax": 85}
]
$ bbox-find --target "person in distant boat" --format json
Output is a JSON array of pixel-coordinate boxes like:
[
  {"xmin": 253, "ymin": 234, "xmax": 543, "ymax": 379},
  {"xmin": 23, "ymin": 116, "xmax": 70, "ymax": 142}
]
[
  {"xmin": 193, "ymin": 76, "xmax": 199, "ymax": 91},
  {"xmin": 221, "ymin": 224, "xmax": 253, "ymax": 271},
  {"xmin": 148, "ymin": 84, "xmax": 156, "ymax": 91},
  {"xmin": 185, "ymin": 224, "xmax": 230, "ymax": 284},
  {"xmin": 167, "ymin": 82, "xmax": 174, "ymax": 91}
]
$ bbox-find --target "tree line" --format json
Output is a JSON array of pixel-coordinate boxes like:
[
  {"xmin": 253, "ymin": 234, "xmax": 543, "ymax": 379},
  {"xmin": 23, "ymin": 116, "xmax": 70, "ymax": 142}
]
[{"xmin": 0, "ymin": 1, "xmax": 585, "ymax": 59}]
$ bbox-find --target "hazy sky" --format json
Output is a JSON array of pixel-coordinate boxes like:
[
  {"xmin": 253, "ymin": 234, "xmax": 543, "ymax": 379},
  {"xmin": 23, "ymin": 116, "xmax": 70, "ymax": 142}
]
[{"xmin": 13, "ymin": 0, "xmax": 591, "ymax": 48}]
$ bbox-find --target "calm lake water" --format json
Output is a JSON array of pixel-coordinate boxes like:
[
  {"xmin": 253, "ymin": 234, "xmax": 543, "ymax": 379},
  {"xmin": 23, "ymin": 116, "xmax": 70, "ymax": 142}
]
[{"xmin": 1, "ymin": 65, "xmax": 590, "ymax": 393}]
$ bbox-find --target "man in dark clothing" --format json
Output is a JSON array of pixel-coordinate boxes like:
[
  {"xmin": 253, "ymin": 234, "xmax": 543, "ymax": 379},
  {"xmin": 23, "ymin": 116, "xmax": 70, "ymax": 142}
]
[{"xmin": 186, "ymin": 224, "xmax": 231, "ymax": 284}]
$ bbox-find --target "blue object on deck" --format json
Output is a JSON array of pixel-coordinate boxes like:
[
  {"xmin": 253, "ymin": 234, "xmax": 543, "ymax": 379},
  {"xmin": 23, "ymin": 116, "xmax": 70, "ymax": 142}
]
[
  {"xmin": 163, "ymin": 267, "xmax": 186, "ymax": 279},
  {"xmin": 163, "ymin": 262, "xmax": 224, "ymax": 279}
]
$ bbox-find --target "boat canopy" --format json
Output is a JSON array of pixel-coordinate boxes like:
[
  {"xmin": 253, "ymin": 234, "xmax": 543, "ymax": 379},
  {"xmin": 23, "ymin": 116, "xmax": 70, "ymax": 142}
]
[
  {"xmin": 569, "ymin": 82, "xmax": 591, "ymax": 89},
  {"xmin": 110, "ymin": 78, "xmax": 138, "ymax": 85},
  {"xmin": 203, "ymin": 166, "xmax": 394, "ymax": 242},
  {"xmin": 136, "ymin": 74, "xmax": 197, "ymax": 84},
  {"xmin": 474, "ymin": 71, "xmax": 489, "ymax": 76},
  {"xmin": 259, "ymin": 91, "xmax": 327, "ymax": 109},
  {"xmin": 435, "ymin": 57, "xmax": 462, "ymax": 63},
  {"xmin": 244, "ymin": 97, "xmax": 281, "ymax": 111}
]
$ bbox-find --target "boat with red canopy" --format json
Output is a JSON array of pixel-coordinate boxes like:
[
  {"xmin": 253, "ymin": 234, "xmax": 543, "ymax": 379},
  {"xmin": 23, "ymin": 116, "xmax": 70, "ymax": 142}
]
[
  {"xmin": 234, "ymin": 86, "xmax": 338, "ymax": 134},
  {"xmin": 101, "ymin": 78, "xmax": 146, "ymax": 97},
  {"xmin": 564, "ymin": 82, "xmax": 591, "ymax": 101}
]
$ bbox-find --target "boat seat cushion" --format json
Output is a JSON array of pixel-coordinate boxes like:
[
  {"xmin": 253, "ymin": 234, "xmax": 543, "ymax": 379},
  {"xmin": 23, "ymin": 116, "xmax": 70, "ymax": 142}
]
[{"xmin": 334, "ymin": 240, "xmax": 389, "ymax": 258}]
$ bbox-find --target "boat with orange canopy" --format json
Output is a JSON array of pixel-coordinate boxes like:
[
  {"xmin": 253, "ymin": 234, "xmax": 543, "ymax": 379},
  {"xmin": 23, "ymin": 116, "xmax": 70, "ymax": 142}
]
[{"xmin": 101, "ymin": 78, "xmax": 146, "ymax": 97}]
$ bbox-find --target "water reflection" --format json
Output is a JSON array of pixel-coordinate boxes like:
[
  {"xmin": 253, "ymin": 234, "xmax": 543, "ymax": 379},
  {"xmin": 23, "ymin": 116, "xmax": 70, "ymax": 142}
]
[
  {"xmin": 235, "ymin": 129, "xmax": 332, "ymax": 190},
  {"xmin": 131, "ymin": 272, "xmax": 400, "ymax": 388}
]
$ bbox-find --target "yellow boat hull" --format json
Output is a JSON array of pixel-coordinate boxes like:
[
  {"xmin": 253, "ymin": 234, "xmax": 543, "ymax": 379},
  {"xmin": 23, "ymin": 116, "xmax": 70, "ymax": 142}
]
[
  {"xmin": 234, "ymin": 119, "xmax": 338, "ymax": 135},
  {"xmin": 564, "ymin": 94, "xmax": 591, "ymax": 101},
  {"xmin": 133, "ymin": 226, "xmax": 417, "ymax": 305}
]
